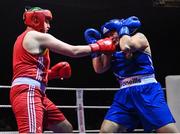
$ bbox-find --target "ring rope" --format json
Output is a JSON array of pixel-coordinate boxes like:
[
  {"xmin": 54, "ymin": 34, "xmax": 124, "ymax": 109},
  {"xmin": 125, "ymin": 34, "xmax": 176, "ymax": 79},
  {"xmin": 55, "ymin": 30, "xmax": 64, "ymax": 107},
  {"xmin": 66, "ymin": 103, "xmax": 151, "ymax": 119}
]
[
  {"xmin": 0, "ymin": 85, "xmax": 119, "ymax": 91},
  {"xmin": 0, "ymin": 105, "xmax": 110, "ymax": 109}
]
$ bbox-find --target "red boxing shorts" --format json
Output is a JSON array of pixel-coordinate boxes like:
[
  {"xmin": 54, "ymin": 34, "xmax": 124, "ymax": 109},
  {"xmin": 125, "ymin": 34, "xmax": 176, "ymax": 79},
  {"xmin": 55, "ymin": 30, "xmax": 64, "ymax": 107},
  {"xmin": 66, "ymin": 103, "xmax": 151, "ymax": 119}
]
[{"xmin": 10, "ymin": 81, "xmax": 65, "ymax": 133}]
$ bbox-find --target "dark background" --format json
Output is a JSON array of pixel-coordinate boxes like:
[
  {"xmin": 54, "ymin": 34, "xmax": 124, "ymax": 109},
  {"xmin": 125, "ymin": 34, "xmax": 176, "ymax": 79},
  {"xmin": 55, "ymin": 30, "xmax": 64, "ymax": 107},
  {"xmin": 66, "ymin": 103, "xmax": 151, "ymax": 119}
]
[
  {"xmin": 0, "ymin": 0, "xmax": 180, "ymax": 131},
  {"xmin": 0, "ymin": 0, "xmax": 180, "ymax": 87}
]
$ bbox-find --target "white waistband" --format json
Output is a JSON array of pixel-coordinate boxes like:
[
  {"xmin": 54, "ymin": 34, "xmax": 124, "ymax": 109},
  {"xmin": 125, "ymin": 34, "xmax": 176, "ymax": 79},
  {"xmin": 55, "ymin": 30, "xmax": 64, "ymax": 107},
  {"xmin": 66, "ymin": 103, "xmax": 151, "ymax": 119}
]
[
  {"xmin": 12, "ymin": 77, "xmax": 46, "ymax": 93},
  {"xmin": 119, "ymin": 74, "xmax": 157, "ymax": 89}
]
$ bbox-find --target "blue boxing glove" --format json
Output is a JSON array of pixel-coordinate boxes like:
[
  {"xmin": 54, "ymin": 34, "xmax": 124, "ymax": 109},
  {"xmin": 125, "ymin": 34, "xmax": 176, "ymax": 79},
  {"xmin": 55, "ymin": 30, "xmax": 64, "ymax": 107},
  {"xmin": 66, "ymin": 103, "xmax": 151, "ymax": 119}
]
[
  {"xmin": 84, "ymin": 28, "xmax": 102, "ymax": 58},
  {"xmin": 84, "ymin": 28, "xmax": 102, "ymax": 44},
  {"xmin": 119, "ymin": 16, "xmax": 141, "ymax": 36},
  {"xmin": 101, "ymin": 19, "xmax": 124, "ymax": 35}
]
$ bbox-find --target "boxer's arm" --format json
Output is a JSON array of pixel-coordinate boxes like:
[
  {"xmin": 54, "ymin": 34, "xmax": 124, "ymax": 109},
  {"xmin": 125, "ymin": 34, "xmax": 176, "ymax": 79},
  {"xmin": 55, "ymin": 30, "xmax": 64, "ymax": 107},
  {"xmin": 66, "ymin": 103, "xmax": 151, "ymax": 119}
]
[
  {"xmin": 24, "ymin": 31, "xmax": 115, "ymax": 57},
  {"xmin": 92, "ymin": 54, "xmax": 112, "ymax": 74},
  {"xmin": 24, "ymin": 31, "xmax": 91, "ymax": 57},
  {"xmin": 120, "ymin": 32, "xmax": 150, "ymax": 53}
]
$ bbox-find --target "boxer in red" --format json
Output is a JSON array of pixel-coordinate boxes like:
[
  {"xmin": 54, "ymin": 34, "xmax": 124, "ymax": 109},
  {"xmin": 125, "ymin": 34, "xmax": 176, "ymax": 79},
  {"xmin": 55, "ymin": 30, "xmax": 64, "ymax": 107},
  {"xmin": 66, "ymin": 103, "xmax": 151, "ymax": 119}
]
[{"xmin": 10, "ymin": 7, "xmax": 116, "ymax": 133}]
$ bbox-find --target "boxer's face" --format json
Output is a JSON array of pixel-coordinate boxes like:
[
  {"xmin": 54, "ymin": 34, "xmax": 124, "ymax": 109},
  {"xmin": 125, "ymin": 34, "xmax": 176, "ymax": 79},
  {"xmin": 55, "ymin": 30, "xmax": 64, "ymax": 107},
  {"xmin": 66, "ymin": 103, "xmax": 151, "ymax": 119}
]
[
  {"xmin": 44, "ymin": 19, "xmax": 50, "ymax": 33},
  {"xmin": 106, "ymin": 30, "xmax": 119, "ymax": 46}
]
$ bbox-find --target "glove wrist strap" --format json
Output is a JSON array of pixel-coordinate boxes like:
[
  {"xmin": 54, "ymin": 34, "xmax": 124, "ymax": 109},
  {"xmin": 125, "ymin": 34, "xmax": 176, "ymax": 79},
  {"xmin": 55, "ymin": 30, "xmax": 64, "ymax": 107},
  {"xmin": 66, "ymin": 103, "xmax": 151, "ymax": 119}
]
[{"xmin": 90, "ymin": 44, "xmax": 100, "ymax": 52}]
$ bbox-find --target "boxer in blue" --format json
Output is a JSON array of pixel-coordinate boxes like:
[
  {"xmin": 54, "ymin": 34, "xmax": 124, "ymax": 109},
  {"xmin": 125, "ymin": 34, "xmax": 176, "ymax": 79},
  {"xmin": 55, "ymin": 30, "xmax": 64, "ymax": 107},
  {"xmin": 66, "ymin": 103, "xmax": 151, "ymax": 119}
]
[{"xmin": 84, "ymin": 16, "xmax": 179, "ymax": 133}]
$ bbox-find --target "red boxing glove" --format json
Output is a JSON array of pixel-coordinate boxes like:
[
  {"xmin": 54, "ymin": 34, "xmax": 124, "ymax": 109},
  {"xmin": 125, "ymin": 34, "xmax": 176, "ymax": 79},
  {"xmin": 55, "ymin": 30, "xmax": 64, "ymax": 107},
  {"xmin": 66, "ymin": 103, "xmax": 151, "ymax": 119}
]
[
  {"xmin": 48, "ymin": 62, "xmax": 71, "ymax": 80},
  {"xmin": 89, "ymin": 38, "xmax": 116, "ymax": 53}
]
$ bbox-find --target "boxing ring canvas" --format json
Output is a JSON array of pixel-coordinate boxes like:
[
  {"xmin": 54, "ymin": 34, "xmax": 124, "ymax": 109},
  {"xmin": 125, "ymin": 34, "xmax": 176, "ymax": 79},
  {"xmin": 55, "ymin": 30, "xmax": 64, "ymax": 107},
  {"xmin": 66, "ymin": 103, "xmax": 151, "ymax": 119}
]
[{"xmin": 166, "ymin": 75, "xmax": 180, "ymax": 130}]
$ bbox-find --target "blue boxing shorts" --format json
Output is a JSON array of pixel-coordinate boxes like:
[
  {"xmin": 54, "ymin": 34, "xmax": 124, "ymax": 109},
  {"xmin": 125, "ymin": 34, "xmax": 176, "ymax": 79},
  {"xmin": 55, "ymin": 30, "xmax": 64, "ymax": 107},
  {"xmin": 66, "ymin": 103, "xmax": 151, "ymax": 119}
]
[{"xmin": 104, "ymin": 81, "xmax": 175, "ymax": 132}]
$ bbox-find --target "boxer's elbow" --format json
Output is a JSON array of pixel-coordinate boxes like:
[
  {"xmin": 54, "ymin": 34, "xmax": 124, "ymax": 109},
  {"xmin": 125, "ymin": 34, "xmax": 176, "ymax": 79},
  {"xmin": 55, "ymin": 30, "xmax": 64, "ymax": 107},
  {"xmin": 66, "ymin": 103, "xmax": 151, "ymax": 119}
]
[
  {"xmin": 94, "ymin": 68, "xmax": 103, "ymax": 74},
  {"xmin": 93, "ymin": 66, "xmax": 109, "ymax": 74}
]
